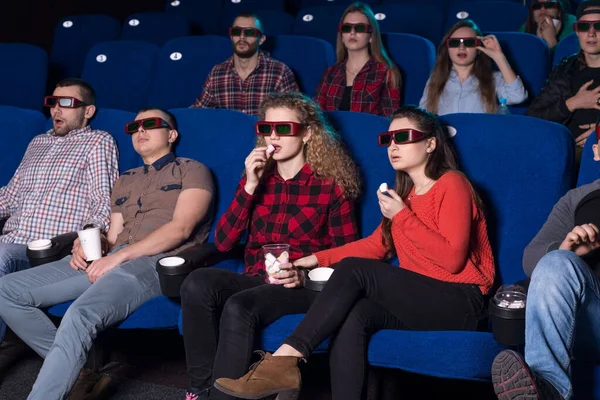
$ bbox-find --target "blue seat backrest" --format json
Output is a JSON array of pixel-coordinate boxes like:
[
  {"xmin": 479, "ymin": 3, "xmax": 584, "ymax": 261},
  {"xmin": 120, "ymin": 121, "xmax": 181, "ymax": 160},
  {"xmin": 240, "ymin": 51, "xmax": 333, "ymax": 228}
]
[
  {"xmin": 168, "ymin": 109, "xmax": 258, "ymax": 241},
  {"xmin": 577, "ymin": 134, "xmax": 599, "ymax": 187},
  {"xmin": 553, "ymin": 33, "xmax": 579, "ymax": 68},
  {"xmin": 223, "ymin": 0, "xmax": 286, "ymax": 13},
  {"xmin": 44, "ymin": 109, "xmax": 140, "ymax": 174},
  {"xmin": 164, "ymin": 0, "xmax": 223, "ymax": 35},
  {"xmin": 0, "ymin": 44, "xmax": 47, "ymax": 111},
  {"xmin": 82, "ymin": 41, "xmax": 159, "ymax": 112},
  {"xmin": 121, "ymin": 12, "xmax": 191, "ymax": 47},
  {"xmin": 221, "ymin": 10, "xmax": 296, "ymax": 36},
  {"xmin": 148, "ymin": 36, "xmax": 232, "ymax": 110},
  {"xmin": 373, "ymin": 4, "xmax": 444, "ymax": 46},
  {"xmin": 326, "ymin": 111, "xmax": 394, "ymax": 237},
  {"xmin": 0, "ymin": 106, "xmax": 46, "ymax": 186},
  {"xmin": 299, "ymin": 0, "xmax": 376, "ymax": 8},
  {"xmin": 294, "ymin": 6, "xmax": 347, "ymax": 47},
  {"xmin": 445, "ymin": 2, "xmax": 528, "ymax": 32},
  {"xmin": 50, "ymin": 15, "xmax": 121, "ymax": 81},
  {"xmin": 491, "ymin": 32, "xmax": 549, "ymax": 114},
  {"xmin": 382, "ymin": 33, "xmax": 436, "ymax": 106},
  {"xmin": 443, "ymin": 114, "xmax": 574, "ymax": 285},
  {"xmin": 263, "ymin": 35, "xmax": 335, "ymax": 95}
]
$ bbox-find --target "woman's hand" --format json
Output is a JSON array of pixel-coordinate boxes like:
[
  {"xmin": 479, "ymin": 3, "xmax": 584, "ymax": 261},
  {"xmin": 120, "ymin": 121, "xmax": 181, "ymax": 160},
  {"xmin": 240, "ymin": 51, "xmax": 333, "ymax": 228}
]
[
  {"xmin": 269, "ymin": 262, "xmax": 305, "ymax": 288},
  {"xmin": 477, "ymin": 35, "xmax": 506, "ymax": 63},
  {"xmin": 244, "ymin": 147, "xmax": 272, "ymax": 194},
  {"xmin": 377, "ymin": 189, "xmax": 406, "ymax": 219}
]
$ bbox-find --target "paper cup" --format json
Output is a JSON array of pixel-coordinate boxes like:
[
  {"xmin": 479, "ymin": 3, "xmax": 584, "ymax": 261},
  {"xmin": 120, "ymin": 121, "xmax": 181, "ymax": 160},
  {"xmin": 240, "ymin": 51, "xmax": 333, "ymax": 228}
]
[
  {"xmin": 77, "ymin": 227, "xmax": 102, "ymax": 261},
  {"xmin": 28, "ymin": 239, "xmax": 52, "ymax": 251},
  {"xmin": 308, "ymin": 267, "xmax": 334, "ymax": 282},
  {"xmin": 159, "ymin": 257, "xmax": 185, "ymax": 267}
]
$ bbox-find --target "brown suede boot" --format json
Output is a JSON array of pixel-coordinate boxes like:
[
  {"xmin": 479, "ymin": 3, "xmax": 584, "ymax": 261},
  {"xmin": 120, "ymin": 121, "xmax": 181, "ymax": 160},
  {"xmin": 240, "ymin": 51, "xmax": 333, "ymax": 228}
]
[{"xmin": 213, "ymin": 351, "xmax": 302, "ymax": 400}]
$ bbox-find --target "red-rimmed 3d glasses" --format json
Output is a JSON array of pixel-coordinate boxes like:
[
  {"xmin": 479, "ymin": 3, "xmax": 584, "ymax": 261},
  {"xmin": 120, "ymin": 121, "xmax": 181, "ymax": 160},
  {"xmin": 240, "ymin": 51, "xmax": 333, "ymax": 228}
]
[
  {"xmin": 255, "ymin": 121, "xmax": 304, "ymax": 136},
  {"xmin": 378, "ymin": 129, "xmax": 427, "ymax": 146},
  {"xmin": 44, "ymin": 96, "xmax": 89, "ymax": 108},
  {"xmin": 124, "ymin": 117, "xmax": 172, "ymax": 134},
  {"xmin": 446, "ymin": 37, "xmax": 482, "ymax": 48}
]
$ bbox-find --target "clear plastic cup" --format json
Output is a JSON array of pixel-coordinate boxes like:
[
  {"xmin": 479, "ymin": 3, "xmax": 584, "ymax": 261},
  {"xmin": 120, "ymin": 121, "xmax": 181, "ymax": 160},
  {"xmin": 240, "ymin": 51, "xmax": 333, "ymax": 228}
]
[
  {"xmin": 262, "ymin": 244, "xmax": 290, "ymax": 277},
  {"xmin": 493, "ymin": 284, "xmax": 527, "ymax": 309}
]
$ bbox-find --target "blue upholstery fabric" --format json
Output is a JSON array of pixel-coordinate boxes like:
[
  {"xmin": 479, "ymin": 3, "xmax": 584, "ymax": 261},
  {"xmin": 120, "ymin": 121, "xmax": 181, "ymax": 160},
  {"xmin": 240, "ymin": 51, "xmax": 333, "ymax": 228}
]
[
  {"xmin": 82, "ymin": 40, "xmax": 159, "ymax": 112},
  {"xmin": 50, "ymin": 15, "xmax": 121, "ymax": 80},
  {"xmin": 121, "ymin": 12, "xmax": 190, "ymax": 47},
  {"xmin": 382, "ymin": 33, "xmax": 436, "ymax": 106},
  {"xmin": 164, "ymin": 0, "xmax": 223, "ymax": 35},
  {"xmin": 445, "ymin": 114, "xmax": 573, "ymax": 285},
  {"xmin": 299, "ymin": 0, "xmax": 373, "ymax": 8},
  {"xmin": 147, "ymin": 36, "xmax": 232, "ymax": 110},
  {"xmin": 491, "ymin": 32, "xmax": 549, "ymax": 114},
  {"xmin": 553, "ymin": 33, "xmax": 579, "ymax": 68},
  {"xmin": 221, "ymin": 10, "xmax": 295, "ymax": 36},
  {"xmin": 445, "ymin": 2, "xmax": 528, "ymax": 32},
  {"xmin": 577, "ymin": 133, "xmax": 599, "ymax": 187},
  {"xmin": 263, "ymin": 35, "xmax": 335, "ymax": 94},
  {"xmin": 326, "ymin": 111, "xmax": 394, "ymax": 236},
  {"xmin": 223, "ymin": 0, "xmax": 286, "ymax": 13},
  {"xmin": 373, "ymin": 4, "xmax": 444, "ymax": 46},
  {"xmin": 44, "ymin": 108, "xmax": 140, "ymax": 173},
  {"xmin": 260, "ymin": 314, "xmax": 330, "ymax": 353},
  {"xmin": 0, "ymin": 44, "xmax": 47, "ymax": 111},
  {"xmin": 367, "ymin": 330, "xmax": 508, "ymax": 381},
  {"xmin": 0, "ymin": 106, "xmax": 46, "ymax": 186},
  {"xmin": 48, "ymin": 296, "xmax": 181, "ymax": 329},
  {"xmin": 293, "ymin": 6, "xmax": 347, "ymax": 47},
  {"xmin": 169, "ymin": 108, "xmax": 258, "ymax": 241}
]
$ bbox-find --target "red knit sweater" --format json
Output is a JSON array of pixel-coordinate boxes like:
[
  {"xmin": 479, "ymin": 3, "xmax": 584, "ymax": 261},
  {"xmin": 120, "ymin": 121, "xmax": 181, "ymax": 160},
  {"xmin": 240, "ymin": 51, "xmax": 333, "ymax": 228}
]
[{"xmin": 314, "ymin": 172, "xmax": 496, "ymax": 294}]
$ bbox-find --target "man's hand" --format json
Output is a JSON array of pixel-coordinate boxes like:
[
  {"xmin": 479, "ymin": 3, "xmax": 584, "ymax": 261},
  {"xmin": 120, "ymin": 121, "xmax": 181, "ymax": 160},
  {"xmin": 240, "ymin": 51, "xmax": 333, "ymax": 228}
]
[
  {"xmin": 70, "ymin": 238, "xmax": 88, "ymax": 271},
  {"xmin": 559, "ymin": 224, "xmax": 600, "ymax": 256},
  {"xmin": 86, "ymin": 253, "xmax": 124, "ymax": 283}
]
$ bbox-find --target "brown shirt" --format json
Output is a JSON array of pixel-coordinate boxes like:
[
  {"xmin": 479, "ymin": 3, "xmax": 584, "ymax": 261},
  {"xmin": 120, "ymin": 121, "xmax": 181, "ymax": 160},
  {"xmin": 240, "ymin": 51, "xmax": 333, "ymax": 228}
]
[{"xmin": 111, "ymin": 153, "xmax": 214, "ymax": 255}]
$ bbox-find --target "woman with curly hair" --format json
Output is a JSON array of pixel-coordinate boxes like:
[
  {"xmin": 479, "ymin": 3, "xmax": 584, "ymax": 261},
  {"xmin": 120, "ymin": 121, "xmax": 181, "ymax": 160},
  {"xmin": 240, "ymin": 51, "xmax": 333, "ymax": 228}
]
[
  {"xmin": 214, "ymin": 106, "xmax": 495, "ymax": 400},
  {"xmin": 419, "ymin": 19, "xmax": 527, "ymax": 115},
  {"xmin": 180, "ymin": 91, "xmax": 361, "ymax": 400},
  {"xmin": 314, "ymin": 2, "xmax": 401, "ymax": 117}
]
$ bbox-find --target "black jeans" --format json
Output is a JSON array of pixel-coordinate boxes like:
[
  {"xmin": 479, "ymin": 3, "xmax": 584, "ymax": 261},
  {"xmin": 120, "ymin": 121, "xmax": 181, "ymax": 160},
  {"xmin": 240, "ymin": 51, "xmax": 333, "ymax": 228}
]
[
  {"xmin": 180, "ymin": 268, "xmax": 318, "ymax": 399},
  {"xmin": 283, "ymin": 257, "xmax": 486, "ymax": 400}
]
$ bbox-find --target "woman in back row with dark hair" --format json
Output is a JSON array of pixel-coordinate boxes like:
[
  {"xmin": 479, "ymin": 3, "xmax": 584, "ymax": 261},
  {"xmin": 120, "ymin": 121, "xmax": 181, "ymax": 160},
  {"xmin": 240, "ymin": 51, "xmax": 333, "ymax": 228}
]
[
  {"xmin": 519, "ymin": 0, "xmax": 576, "ymax": 50},
  {"xmin": 420, "ymin": 20, "xmax": 528, "ymax": 115},
  {"xmin": 313, "ymin": 2, "xmax": 401, "ymax": 117}
]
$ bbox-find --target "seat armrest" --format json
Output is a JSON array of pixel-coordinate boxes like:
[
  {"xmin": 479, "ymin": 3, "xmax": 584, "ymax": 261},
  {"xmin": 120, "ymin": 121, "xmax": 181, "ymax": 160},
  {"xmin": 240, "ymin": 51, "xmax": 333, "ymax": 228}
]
[
  {"xmin": 27, "ymin": 231, "xmax": 78, "ymax": 267},
  {"xmin": 175, "ymin": 242, "xmax": 244, "ymax": 271}
]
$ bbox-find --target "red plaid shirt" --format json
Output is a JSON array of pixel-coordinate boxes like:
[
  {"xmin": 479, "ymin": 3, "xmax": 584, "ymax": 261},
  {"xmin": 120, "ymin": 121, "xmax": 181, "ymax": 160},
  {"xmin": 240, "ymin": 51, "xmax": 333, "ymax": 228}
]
[
  {"xmin": 191, "ymin": 52, "xmax": 299, "ymax": 116},
  {"xmin": 215, "ymin": 164, "xmax": 359, "ymax": 278},
  {"xmin": 314, "ymin": 58, "xmax": 400, "ymax": 117}
]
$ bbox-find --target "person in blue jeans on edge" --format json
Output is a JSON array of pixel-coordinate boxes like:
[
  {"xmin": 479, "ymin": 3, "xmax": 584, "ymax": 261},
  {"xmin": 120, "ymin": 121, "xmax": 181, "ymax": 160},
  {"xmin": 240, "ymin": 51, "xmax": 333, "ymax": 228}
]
[{"xmin": 492, "ymin": 139, "xmax": 600, "ymax": 399}]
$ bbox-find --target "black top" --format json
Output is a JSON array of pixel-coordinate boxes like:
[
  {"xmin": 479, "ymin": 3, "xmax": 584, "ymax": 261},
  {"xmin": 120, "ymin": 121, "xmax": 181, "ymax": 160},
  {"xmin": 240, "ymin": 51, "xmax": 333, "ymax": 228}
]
[
  {"xmin": 574, "ymin": 188, "xmax": 600, "ymax": 268},
  {"xmin": 338, "ymin": 85, "xmax": 352, "ymax": 111},
  {"xmin": 567, "ymin": 66, "xmax": 600, "ymax": 137}
]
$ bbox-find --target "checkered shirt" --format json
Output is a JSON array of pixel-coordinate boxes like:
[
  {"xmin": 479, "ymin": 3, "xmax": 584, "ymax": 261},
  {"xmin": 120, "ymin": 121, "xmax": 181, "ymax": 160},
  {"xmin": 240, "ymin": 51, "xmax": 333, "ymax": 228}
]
[
  {"xmin": 314, "ymin": 58, "xmax": 400, "ymax": 117},
  {"xmin": 191, "ymin": 51, "xmax": 299, "ymax": 116},
  {"xmin": 0, "ymin": 126, "xmax": 119, "ymax": 244},
  {"xmin": 215, "ymin": 163, "xmax": 359, "ymax": 278}
]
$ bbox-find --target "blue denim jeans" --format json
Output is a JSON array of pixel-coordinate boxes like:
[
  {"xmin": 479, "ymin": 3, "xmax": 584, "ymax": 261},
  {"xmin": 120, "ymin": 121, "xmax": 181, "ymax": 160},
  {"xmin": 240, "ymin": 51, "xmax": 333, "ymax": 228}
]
[
  {"xmin": 525, "ymin": 250, "xmax": 600, "ymax": 400},
  {"xmin": 0, "ymin": 243, "xmax": 30, "ymax": 343},
  {"xmin": 0, "ymin": 245, "xmax": 164, "ymax": 400}
]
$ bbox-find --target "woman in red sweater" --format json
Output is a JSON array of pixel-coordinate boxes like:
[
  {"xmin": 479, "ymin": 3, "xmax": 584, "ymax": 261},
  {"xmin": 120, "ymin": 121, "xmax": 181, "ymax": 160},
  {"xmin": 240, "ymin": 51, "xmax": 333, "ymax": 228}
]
[{"xmin": 213, "ymin": 105, "xmax": 496, "ymax": 400}]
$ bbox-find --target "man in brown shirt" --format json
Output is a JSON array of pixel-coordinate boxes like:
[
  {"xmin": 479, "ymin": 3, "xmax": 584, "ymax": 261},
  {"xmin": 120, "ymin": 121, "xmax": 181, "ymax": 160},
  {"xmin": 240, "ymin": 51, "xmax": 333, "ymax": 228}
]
[{"xmin": 0, "ymin": 108, "xmax": 214, "ymax": 399}]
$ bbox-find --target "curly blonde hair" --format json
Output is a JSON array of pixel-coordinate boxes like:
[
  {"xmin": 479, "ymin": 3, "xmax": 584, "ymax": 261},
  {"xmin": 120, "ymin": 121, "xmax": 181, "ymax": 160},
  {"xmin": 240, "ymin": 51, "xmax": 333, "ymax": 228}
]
[{"xmin": 257, "ymin": 92, "xmax": 361, "ymax": 200}]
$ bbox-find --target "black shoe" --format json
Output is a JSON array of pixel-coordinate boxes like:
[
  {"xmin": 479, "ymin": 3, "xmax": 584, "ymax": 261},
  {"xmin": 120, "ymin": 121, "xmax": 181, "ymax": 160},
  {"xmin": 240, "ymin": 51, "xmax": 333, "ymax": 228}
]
[
  {"xmin": 492, "ymin": 350, "xmax": 564, "ymax": 400},
  {"xmin": 0, "ymin": 340, "xmax": 32, "ymax": 377}
]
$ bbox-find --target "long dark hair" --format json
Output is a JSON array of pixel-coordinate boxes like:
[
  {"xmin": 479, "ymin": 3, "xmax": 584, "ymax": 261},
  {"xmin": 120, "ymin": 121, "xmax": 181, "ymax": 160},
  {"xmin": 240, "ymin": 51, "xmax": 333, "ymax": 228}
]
[
  {"xmin": 525, "ymin": 0, "xmax": 567, "ymax": 35},
  {"xmin": 335, "ymin": 2, "xmax": 401, "ymax": 89},
  {"xmin": 380, "ymin": 106, "xmax": 484, "ymax": 250},
  {"xmin": 425, "ymin": 20, "xmax": 497, "ymax": 114}
]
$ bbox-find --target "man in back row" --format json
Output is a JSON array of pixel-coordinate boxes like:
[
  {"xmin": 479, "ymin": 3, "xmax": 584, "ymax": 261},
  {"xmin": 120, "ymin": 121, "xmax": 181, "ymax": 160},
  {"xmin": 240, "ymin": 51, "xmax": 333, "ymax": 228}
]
[
  {"xmin": 191, "ymin": 13, "xmax": 299, "ymax": 116},
  {"xmin": 0, "ymin": 78, "xmax": 119, "ymax": 345}
]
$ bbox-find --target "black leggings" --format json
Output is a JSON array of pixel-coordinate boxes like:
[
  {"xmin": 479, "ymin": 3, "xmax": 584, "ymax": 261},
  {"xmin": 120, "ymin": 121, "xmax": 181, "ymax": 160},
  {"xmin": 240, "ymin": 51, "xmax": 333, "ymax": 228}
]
[
  {"xmin": 180, "ymin": 268, "xmax": 318, "ymax": 399},
  {"xmin": 283, "ymin": 257, "xmax": 486, "ymax": 400}
]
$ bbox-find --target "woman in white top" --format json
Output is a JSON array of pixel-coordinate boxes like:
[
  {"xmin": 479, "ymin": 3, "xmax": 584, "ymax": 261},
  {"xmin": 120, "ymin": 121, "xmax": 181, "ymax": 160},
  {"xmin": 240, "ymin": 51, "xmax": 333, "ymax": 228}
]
[{"xmin": 419, "ymin": 19, "xmax": 528, "ymax": 115}]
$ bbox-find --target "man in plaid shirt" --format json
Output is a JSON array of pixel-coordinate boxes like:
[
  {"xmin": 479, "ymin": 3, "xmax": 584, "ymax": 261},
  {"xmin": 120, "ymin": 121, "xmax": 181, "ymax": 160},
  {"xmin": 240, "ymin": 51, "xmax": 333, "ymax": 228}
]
[
  {"xmin": 190, "ymin": 13, "xmax": 299, "ymax": 116},
  {"xmin": 0, "ymin": 78, "xmax": 118, "ymax": 343}
]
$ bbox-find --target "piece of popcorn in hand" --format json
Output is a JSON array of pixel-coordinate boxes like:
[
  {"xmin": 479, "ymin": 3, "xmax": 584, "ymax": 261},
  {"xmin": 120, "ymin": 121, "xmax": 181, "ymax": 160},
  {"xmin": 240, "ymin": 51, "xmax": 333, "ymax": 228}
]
[{"xmin": 379, "ymin": 183, "xmax": 388, "ymax": 193}]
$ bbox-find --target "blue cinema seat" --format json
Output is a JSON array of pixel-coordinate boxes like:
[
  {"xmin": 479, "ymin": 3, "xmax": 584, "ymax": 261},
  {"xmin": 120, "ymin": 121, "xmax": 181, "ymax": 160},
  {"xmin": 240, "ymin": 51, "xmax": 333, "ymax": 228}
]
[
  {"xmin": 50, "ymin": 15, "xmax": 121, "ymax": 81},
  {"xmin": 293, "ymin": 5, "xmax": 347, "ymax": 47},
  {"xmin": 0, "ymin": 44, "xmax": 47, "ymax": 111},
  {"xmin": 121, "ymin": 12, "xmax": 191, "ymax": 47},
  {"xmin": 82, "ymin": 41, "xmax": 159, "ymax": 112},
  {"xmin": 164, "ymin": 0, "xmax": 223, "ymax": 35},
  {"xmin": 221, "ymin": 10, "xmax": 295, "ymax": 36},
  {"xmin": 445, "ymin": 1, "xmax": 528, "ymax": 32},
  {"xmin": 372, "ymin": 3, "xmax": 444, "ymax": 45},
  {"xmin": 382, "ymin": 33, "xmax": 436, "ymax": 106},
  {"xmin": 553, "ymin": 32, "xmax": 579, "ymax": 67},
  {"xmin": 147, "ymin": 36, "xmax": 234, "ymax": 110},
  {"xmin": 577, "ymin": 133, "xmax": 600, "ymax": 187},
  {"xmin": 0, "ymin": 106, "xmax": 47, "ymax": 186},
  {"xmin": 263, "ymin": 35, "xmax": 335, "ymax": 95}
]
